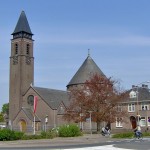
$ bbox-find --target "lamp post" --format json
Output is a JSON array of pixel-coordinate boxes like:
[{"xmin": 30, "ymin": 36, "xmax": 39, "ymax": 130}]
[
  {"xmin": 80, "ymin": 113, "xmax": 84, "ymax": 131},
  {"xmin": 88, "ymin": 111, "xmax": 93, "ymax": 135},
  {"xmin": 45, "ymin": 115, "xmax": 48, "ymax": 132},
  {"xmin": 130, "ymin": 81, "xmax": 150, "ymax": 127},
  {"xmin": 54, "ymin": 109, "xmax": 56, "ymax": 128}
]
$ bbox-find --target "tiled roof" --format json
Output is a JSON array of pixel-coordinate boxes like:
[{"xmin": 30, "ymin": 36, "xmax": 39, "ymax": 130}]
[
  {"xmin": 12, "ymin": 11, "xmax": 33, "ymax": 35},
  {"xmin": 67, "ymin": 55, "xmax": 105, "ymax": 87},
  {"xmin": 22, "ymin": 107, "xmax": 40, "ymax": 122},
  {"xmin": 128, "ymin": 87, "xmax": 150, "ymax": 102},
  {"xmin": 33, "ymin": 87, "xmax": 69, "ymax": 109}
]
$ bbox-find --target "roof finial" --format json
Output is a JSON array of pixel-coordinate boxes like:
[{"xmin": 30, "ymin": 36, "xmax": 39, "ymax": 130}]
[{"xmin": 88, "ymin": 49, "xmax": 90, "ymax": 57}]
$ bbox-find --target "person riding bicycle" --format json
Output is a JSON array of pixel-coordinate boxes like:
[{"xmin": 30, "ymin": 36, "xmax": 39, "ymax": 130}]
[
  {"xmin": 134, "ymin": 125, "xmax": 142, "ymax": 138},
  {"xmin": 101, "ymin": 126, "xmax": 110, "ymax": 136}
]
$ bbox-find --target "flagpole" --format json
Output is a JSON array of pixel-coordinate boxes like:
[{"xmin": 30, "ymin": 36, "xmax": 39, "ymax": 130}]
[
  {"xmin": 33, "ymin": 114, "xmax": 35, "ymax": 134},
  {"xmin": 33, "ymin": 96, "xmax": 38, "ymax": 135}
]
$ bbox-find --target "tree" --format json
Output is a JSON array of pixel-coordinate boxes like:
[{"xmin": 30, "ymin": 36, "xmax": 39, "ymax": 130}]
[
  {"xmin": 64, "ymin": 74, "xmax": 128, "ymax": 131},
  {"xmin": 2, "ymin": 103, "xmax": 9, "ymax": 115},
  {"xmin": 0, "ymin": 113, "xmax": 4, "ymax": 122}
]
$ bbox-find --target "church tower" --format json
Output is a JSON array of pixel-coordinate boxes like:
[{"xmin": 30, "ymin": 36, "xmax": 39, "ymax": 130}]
[{"xmin": 9, "ymin": 11, "xmax": 34, "ymax": 125}]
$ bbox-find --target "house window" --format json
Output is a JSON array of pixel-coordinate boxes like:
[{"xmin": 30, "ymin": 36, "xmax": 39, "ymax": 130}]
[
  {"xmin": 140, "ymin": 117, "xmax": 146, "ymax": 126},
  {"xmin": 117, "ymin": 104, "xmax": 122, "ymax": 112},
  {"xmin": 26, "ymin": 44, "xmax": 30, "ymax": 55},
  {"xmin": 116, "ymin": 117, "xmax": 123, "ymax": 127},
  {"xmin": 141, "ymin": 103, "xmax": 149, "ymax": 110},
  {"xmin": 128, "ymin": 103, "xmax": 135, "ymax": 112}
]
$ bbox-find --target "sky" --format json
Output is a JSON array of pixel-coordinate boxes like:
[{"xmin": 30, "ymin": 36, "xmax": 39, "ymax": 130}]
[{"xmin": 1, "ymin": 0, "xmax": 150, "ymax": 110}]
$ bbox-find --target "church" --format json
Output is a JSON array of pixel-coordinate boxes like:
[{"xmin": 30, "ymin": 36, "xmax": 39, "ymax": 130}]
[
  {"xmin": 9, "ymin": 11, "xmax": 105, "ymax": 132},
  {"xmin": 9, "ymin": 11, "xmax": 150, "ymax": 133}
]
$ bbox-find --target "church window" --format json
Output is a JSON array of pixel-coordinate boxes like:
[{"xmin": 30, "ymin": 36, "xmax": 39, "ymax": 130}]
[
  {"xmin": 15, "ymin": 44, "xmax": 18, "ymax": 55},
  {"xmin": 27, "ymin": 95, "xmax": 34, "ymax": 106},
  {"xmin": 26, "ymin": 44, "xmax": 30, "ymax": 55}
]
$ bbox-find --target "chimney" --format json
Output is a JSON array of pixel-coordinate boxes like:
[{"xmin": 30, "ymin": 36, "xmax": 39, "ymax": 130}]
[
  {"xmin": 142, "ymin": 84, "xmax": 148, "ymax": 88},
  {"xmin": 132, "ymin": 85, "xmax": 138, "ymax": 89}
]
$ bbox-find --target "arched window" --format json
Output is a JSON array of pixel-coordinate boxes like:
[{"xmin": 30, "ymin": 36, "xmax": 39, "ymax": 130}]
[
  {"xmin": 15, "ymin": 44, "xmax": 18, "ymax": 55},
  {"xmin": 27, "ymin": 95, "xmax": 34, "ymax": 106},
  {"xmin": 26, "ymin": 44, "xmax": 30, "ymax": 55}
]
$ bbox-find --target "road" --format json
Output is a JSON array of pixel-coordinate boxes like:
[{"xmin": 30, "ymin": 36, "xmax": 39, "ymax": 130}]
[{"xmin": 0, "ymin": 135, "xmax": 149, "ymax": 150}]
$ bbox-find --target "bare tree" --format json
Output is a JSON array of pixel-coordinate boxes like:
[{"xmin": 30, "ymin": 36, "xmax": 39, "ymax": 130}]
[{"xmin": 64, "ymin": 74, "xmax": 128, "ymax": 131}]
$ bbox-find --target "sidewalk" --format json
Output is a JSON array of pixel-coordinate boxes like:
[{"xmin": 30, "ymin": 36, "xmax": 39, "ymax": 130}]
[{"xmin": 0, "ymin": 134, "xmax": 120, "ymax": 148}]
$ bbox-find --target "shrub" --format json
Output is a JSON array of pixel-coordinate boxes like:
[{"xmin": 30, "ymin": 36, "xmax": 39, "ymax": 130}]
[
  {"xmin": 112, "ymin": 132, "xmax": 133, "ymax": 138},
  {"xmin": 13, "ymin": 131, "xmax": 24, "ymax": 140},
  {"xmin": 51, "ymin": 127, "xmax": 59, "ymax": 138},
  {"xmin": 143, "ymin": 132, "xmax": 150, "ymax": 137},
  {"xmin": 112, "ymin": 131, "xmax": 150, "ymax": 139},
  {"xmin": 40, "ymin": 131, "xmax": 53, "ymax": 139},
  {"xmin": 40, "ymin": 131, "xmax": 47, "ymax": 138},
  {"xmin": 40, "ymin": 128, "xmax": 59, "ymax": 139},
  {"xmin": 21, "ymin": 134, "xmax": 42, "ymax": 140},
  {"xmin": 0, "ymin": 129, "xmax": 24, "ymax": 141},
  {"xmin": 58, "ymin": 124, "xmax": 82, "ymax": 137}
]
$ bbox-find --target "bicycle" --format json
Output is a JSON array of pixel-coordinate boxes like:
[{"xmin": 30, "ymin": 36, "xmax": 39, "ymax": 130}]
[
  {"xmin": 133, "ymin": 131, "xmax": 143, "ymax": 140},
  {"xmin": 101, "ymin": 130, "xmax": 111, "ymax": 137}
]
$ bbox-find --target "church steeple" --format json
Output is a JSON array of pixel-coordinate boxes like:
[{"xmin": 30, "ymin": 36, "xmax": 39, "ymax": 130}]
[
  {"xmin": 12, "ymin": 11, "xmax": 33, "ymax": 39},
  {"xmin": 9, "ymin": 11, "xmax": 34, "ymax": 124}
]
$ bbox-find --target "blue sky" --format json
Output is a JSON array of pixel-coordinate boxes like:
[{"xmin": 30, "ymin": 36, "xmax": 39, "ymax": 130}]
[{"xmin": 1, "ymin": 0, "xmax": 150, "ymax": 109}]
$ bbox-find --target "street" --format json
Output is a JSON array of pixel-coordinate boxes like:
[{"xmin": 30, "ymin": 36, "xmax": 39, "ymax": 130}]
[{"xmin": 0, "ymin": 138, "xmax": 150, "ymax": 150}]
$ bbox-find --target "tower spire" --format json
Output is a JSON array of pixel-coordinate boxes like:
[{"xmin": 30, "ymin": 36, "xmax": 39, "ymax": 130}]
[{"xmin": 12, "ymin": 11, "xmax": 33, "ymax": 38}]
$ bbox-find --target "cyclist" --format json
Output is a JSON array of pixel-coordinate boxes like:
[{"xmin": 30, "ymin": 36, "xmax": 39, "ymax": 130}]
[
  {"xmin": 134, "ymin": 125, "xmax": 142, "ymax": 138},
  {"xmin": 101, "ymin": 126, "xmax": 110, "ymax": 136}
]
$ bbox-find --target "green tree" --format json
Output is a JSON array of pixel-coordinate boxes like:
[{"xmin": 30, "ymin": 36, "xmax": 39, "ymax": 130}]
[
  {"xmin": 2, "ymin": 103, "xmax": 9, "ymax": 115},
  {"xmin": 0, "ymin": 113, "xmax": 4, "ymax": 122}
]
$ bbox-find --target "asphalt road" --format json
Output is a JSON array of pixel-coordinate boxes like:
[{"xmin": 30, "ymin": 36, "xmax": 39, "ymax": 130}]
[{"xmin": 0, "ymin": 135, "xmax": 149, "ymax": 150}]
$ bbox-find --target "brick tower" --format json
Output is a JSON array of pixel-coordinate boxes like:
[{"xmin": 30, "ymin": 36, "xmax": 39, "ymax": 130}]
[{"xmin": 9, "ymin": 11, "xmax": 34, "ymax": 126}]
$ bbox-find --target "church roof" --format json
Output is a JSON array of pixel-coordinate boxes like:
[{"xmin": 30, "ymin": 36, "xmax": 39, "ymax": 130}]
[
  {"xmin": 67, "ymin": 55, "xmax": 105, "ymax": 87},
  {"xmin": 33, "ymin": 87, "xmax": 69, "ymax": 109},
  {"xmin": 12, "ymin": 11, "xmax": 33, "ymax": 35},
  {"xmin": 22, "ymin": 107, "xmax": 40, "ymax": 122}
]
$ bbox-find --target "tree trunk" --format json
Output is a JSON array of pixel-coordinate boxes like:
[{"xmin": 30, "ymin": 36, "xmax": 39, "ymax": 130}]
[{"xmin": 97, "ymin": 121, "xmax": 100, "ymax": 132}]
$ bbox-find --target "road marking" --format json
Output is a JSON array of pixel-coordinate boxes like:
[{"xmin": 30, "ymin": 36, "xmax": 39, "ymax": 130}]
[{"xmin": 59, "ymin": 145, "xmax": 133, "ymax": 150}]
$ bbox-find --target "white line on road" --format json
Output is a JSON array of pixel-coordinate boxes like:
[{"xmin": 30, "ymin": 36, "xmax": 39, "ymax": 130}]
[{"xmin": 60, "ymin": 145, "xmax": 133, "ymax": 150}]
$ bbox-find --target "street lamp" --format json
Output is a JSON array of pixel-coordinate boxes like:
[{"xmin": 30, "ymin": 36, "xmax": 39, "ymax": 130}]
[
  {"xmin": 45, "ymin": 115, "xmax": 48, "ymax": 132},
  {"xmin": 88, "ymin": 111, "xmax": 93, "ymax": 135},
  {"xmin": 129, "ymin": 81, "xmax": 150, "ymax": 126},
  {"xmin": 80, "ymin": 113, "xmax": 84, "ymax": 131}
]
